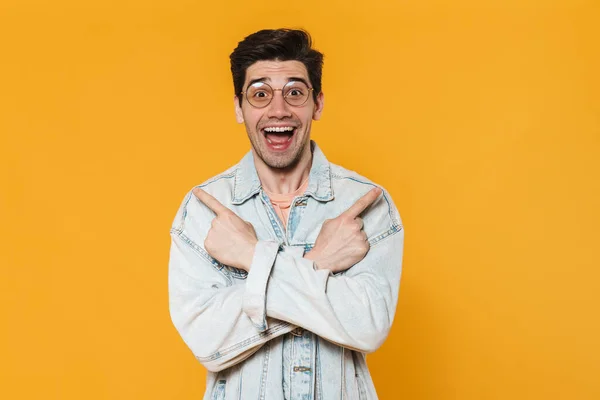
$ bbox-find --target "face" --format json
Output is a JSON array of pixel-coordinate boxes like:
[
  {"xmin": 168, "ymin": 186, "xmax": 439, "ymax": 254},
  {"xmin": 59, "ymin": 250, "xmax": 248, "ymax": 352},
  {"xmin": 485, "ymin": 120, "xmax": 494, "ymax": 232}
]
[{"xmin": 234, "ymin": 60, "xmax": 324, "ymax": 170}]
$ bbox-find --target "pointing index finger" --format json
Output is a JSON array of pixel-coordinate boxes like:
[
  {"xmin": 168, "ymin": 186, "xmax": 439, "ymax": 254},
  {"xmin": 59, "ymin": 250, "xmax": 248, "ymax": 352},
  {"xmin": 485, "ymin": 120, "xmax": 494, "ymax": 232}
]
[
  {"xmin": 192, "ymin": 188, "xmax": 230, "ymax": 216},
  {"xmin": 343, "ymin": 187, "xmax": 383, "ymax": 218}
]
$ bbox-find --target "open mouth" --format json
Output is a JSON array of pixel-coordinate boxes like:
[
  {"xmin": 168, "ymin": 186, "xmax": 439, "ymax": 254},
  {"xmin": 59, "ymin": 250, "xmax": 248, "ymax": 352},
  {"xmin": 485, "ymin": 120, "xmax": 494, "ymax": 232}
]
[{"xmin": 262, "ymin": 126, "xmax": 297, "ymax": 151}]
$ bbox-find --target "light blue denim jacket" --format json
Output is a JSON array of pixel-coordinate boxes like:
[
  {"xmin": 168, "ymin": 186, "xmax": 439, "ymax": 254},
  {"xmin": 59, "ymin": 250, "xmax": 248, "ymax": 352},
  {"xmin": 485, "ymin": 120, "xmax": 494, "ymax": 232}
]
[{"xmin": 169, "ymin": 141, "xmax": 404, "ymax": 400}]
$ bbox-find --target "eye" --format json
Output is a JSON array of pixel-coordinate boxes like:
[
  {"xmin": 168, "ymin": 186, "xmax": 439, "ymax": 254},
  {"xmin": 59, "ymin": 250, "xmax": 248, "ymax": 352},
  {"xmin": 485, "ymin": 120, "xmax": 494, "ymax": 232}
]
[
  {"xmin": 253, "ymin": 90, "xmax": 270, "ymax": 98},
  {"xmin": 285, "ymin": 86, "xmax": 306, "ymax": 98}
]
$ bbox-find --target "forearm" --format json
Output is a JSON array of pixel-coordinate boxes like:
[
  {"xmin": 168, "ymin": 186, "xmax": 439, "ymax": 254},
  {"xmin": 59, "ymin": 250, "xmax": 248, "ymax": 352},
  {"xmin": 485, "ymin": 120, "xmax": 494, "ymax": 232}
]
[
  {"xmin": 259, "ymin": 229, "xmax": 404, "ymax": 353},
  {"xmin": 169, "ymin": 234, "xmax": 295, "ymax": 372}
]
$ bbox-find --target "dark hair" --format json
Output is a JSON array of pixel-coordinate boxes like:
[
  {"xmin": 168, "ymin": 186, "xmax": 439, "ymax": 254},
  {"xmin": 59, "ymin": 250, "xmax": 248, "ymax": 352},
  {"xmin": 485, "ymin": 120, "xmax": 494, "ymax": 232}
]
[{"xmin": 230, "ymin": 29, "xmax": 324, "ymax": 106}]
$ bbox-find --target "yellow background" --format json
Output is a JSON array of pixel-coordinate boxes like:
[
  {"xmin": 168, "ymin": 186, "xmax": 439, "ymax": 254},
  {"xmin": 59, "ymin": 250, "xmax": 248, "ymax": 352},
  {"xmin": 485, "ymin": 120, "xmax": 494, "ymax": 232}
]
[{"xmin": 1, "ymin": 0, "xmax": 599, "ymax": 398}]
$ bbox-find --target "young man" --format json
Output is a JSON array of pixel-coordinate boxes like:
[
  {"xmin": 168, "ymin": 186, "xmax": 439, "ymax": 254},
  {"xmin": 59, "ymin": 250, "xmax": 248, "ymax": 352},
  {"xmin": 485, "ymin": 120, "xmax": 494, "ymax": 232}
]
[{"xmin": 169, "ymin": 29, "xmax": 404, "ymax": 400}]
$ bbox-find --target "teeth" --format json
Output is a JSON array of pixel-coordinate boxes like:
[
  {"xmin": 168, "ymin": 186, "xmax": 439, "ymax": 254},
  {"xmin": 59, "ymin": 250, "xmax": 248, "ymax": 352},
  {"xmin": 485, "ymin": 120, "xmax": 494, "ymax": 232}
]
[{"xmin": 264, "ymin": 126, "xmax": 295, "ymax": 133}]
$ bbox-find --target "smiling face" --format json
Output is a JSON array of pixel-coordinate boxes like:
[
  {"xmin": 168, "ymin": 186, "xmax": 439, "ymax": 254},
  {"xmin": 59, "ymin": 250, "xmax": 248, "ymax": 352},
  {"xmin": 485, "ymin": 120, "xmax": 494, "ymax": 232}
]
[{"xmin": 234, "ymin": 60, "xmax": 324, "ymax": 170}]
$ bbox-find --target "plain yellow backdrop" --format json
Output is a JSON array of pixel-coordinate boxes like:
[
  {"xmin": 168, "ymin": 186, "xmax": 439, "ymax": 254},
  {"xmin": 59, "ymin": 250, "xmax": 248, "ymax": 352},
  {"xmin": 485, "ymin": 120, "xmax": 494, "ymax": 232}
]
[{"xmin": 1, "ymin": 0, "xmax": 599, "ymax": 399}]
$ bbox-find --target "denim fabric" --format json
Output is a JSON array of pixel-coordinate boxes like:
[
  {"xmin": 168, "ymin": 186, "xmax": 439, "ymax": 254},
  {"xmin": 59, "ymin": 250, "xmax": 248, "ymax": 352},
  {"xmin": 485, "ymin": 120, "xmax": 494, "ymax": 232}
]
[{"xmin": 169, "ymin": 141, "xmax": 404, "ymax": 399}]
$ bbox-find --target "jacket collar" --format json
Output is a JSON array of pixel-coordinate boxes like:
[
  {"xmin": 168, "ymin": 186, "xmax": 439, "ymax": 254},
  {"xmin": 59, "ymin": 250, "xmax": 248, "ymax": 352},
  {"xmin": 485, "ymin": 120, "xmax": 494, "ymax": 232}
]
[{"xmin": 232, "ymin": 140, "xmax": 334, "ymax": 205}]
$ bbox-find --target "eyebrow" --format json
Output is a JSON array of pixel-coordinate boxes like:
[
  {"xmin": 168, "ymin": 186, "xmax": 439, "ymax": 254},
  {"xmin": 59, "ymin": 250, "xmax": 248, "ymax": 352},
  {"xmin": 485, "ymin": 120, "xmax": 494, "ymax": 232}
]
[{"xmin": 246, "ymin": 76, "xmax": 311, "ymax": 89}]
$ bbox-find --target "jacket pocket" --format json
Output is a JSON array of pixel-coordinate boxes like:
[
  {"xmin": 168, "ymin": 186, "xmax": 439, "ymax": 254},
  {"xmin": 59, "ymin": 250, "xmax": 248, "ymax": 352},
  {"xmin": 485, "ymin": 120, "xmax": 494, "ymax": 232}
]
[{"xmin": 212, "ymin": 379, "xmax": 226, "ymax": 400}]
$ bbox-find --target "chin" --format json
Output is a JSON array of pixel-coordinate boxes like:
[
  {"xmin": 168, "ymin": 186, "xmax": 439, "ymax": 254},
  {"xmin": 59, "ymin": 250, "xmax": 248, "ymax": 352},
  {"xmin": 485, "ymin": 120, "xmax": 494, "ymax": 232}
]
[{"xmin": 264, "ymin": 156, "xmax": 297, "ymax": 170}]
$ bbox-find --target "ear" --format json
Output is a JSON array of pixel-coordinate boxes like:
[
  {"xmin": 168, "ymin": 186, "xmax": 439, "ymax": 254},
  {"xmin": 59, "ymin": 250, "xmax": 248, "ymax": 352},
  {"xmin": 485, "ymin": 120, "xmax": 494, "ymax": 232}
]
[
  {"xmin": 234, "ymin": 96, "xmax": 244, "ymax": 123},
  {"xmin": 312, "ymin": 91, "xmax": 325, "ymax": 121}
]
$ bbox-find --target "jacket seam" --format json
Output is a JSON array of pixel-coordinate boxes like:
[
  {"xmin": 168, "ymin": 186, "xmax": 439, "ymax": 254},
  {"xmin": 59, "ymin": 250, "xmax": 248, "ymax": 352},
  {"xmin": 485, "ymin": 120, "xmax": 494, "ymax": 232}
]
[
  {"xmin": 330, "ymin": 173, "xmax": 401, "ymax": 227},
  {"xmin": 170, "ymin": 230, "xmax": 234, "ymax": 284},
  {"xmin": 173, "ymin": 230, "xmax": 248, "ymax": 280},
  {"xmin": 258, "ymin": 341, "xmax": 271, "ymax": 400},
  {"xmin": 180, "ymin": 172, "xmax": 236, "ymax": 223},
  {"xmin": 368, "ymin": 224, "xmax": 403, "ymax": 247},
  {"xmin": 195, "ymin": 322, "xmax": 292, "ymax": 362}
]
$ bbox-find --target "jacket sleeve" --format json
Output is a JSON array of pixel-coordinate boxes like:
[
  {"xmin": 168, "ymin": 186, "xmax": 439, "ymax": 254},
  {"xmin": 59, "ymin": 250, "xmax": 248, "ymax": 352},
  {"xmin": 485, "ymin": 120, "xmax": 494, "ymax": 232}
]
[
  {"xmin": 243, "ymin": 192, "xmax": 405, "ymax": 354},
  {"xmin": 168, "ymin": 191, "xmax": 295, "ymax": 372}
]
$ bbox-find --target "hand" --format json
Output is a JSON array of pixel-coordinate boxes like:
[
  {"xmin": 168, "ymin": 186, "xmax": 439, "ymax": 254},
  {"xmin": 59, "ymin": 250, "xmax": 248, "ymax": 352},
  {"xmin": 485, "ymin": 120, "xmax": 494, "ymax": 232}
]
[
  {"xmin": 193, "ymin": 188, "xmax": 258, "ymax": 272},
  {"xmin": 304, "ymin": 187, "xmax": 382, "ymax": 273}
]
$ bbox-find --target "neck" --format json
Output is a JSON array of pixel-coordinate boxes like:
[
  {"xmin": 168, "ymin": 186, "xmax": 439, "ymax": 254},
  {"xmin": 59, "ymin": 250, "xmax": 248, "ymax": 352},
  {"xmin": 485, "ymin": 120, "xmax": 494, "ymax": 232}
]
[{"xmin": 253, "ymin": 144, "xmax": 313, "ymax": 194}]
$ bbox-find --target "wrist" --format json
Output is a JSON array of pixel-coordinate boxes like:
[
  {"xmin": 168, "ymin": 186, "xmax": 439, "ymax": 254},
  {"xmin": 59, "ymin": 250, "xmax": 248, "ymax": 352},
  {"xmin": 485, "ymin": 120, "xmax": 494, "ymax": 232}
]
[
  {"xmin": 304, "ymin": 249, "xmax": 322, "ymax": 270},
  {"xmin": 242, "ymin": 241, "xmax": 258, "ymax": 271}
]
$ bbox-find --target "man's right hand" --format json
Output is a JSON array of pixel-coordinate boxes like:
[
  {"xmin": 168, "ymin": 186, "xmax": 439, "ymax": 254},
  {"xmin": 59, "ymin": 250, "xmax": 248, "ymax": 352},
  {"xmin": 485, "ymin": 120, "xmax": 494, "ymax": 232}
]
[{"xmin": 304, "ymin": 187, "xmax": 382, "ymax": 273}]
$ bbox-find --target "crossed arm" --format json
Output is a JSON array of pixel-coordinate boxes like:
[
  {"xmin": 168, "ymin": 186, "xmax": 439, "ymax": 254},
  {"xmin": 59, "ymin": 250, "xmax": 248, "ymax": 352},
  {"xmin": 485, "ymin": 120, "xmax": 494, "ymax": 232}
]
[{"xmin": 168, "ymin": 188, "xmax": 404, "ymax": 372}]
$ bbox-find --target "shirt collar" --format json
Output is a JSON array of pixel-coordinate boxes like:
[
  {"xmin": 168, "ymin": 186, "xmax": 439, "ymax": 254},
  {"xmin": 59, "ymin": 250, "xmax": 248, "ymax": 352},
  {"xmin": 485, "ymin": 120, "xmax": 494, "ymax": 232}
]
[{"xmin": 232, "ymin": 140, "xmax": 334, "ymax": 205}]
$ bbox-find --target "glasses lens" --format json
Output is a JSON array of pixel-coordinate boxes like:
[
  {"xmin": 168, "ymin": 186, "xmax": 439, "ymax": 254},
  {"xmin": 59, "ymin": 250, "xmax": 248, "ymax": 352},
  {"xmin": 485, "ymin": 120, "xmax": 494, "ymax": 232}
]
[
  {"xmin": 246, "ymin": 82, "xmax": 273, "ymax": 108},
  {"xmin": 283, "ymin": 81, "xmax": 310, "ymax": 106}
]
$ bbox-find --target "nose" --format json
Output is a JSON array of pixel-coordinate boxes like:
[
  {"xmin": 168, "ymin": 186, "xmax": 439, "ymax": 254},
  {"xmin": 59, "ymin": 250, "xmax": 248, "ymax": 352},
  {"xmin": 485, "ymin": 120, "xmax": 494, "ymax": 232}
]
[{"xmin": 266, "ymin": 90, "xmax": 292, "ymax": 119}]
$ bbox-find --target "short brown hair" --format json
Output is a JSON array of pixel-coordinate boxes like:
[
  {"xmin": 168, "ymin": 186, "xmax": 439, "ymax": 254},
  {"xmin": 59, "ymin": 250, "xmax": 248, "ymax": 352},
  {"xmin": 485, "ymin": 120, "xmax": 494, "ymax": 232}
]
[{"xmin": 230, "ymin": 29, "xmax": 324, "ymax": 106}]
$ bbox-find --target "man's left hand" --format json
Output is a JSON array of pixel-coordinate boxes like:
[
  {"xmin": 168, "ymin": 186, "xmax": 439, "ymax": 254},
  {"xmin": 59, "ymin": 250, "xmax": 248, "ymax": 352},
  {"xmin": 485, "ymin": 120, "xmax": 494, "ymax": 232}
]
[{"xmin": 193, "ymin": 188, "xmax": 258, "ymax": 272}]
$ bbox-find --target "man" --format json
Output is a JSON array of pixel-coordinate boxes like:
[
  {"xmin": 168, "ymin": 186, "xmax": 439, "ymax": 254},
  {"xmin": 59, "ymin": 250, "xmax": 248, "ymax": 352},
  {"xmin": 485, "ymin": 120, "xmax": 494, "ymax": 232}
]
[{"xmin": 169, "ymin": 29, "xmax": 404, "ymax": 400}]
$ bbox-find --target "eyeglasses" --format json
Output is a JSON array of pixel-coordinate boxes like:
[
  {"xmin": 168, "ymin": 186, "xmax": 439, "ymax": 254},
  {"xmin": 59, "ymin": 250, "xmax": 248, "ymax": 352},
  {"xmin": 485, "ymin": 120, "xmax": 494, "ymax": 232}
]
[{"xmin": 241, "ymin": 80, "xmax": 314, "ymax": 108}]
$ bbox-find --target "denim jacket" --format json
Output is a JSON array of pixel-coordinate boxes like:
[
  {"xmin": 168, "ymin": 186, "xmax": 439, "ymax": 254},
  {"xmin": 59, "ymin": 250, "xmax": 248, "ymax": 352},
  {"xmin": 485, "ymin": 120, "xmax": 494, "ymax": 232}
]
[{"xmin": 169, "ymin": 141, "xmax": 404, "ymax": 400}]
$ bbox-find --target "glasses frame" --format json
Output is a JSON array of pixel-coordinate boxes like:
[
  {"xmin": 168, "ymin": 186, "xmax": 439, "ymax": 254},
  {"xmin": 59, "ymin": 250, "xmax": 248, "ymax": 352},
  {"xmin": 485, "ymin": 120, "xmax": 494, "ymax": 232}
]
[{"xmin": 241, "ymin": 80, "xmax": 314, "ymax": 109}]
